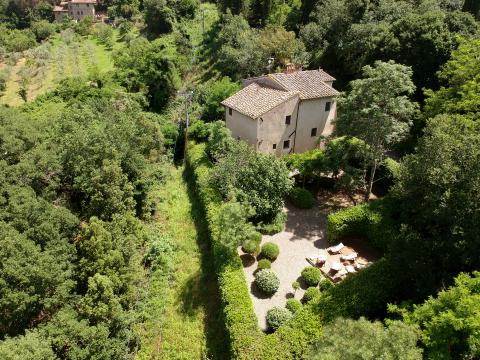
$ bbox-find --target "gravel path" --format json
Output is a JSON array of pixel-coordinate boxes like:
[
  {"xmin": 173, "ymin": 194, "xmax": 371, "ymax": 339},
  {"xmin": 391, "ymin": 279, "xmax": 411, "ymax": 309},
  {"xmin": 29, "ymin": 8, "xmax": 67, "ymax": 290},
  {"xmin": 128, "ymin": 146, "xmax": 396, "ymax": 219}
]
[{"xmin": 240, "ymin": 201, "xmax": 329, "ymax": 330}]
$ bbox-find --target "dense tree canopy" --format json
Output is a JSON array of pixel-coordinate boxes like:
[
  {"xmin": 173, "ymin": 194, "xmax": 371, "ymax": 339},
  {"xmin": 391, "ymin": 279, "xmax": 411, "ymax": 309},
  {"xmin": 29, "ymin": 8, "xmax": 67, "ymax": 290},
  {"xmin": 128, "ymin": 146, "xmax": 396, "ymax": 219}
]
[
  {"xmin": 424, "ymin": 37, "xmax": 480, "ymax": 119},
  {"xmin": 196, "ymin": 76, "xmax": 240, "ymax": 121},
  {"xmin": 308, "ymin": 317, "xmax": 422, "ymax": 360},
  {"xmin": 335, "ymin": 60, "xmax": 417, "ymax": 200},
  {"xmin": 114, "ymin": 37, "xmax": 183, "ymax": 110},
  {"xmin": 300, "ymin": 0, "xmax": 478, "ymax": 93},
  {"xmin": 391, "ymin": 272, "xmax": 480, "ymax": 360},
  {"xmin": 0, "ymin": 0, "xmax": 479, "ymax": 358},
  {"xmin": 212, "ymin": 13, "xmax": 308, "ymax": 80},
  {"xmin": 0, "ymin": 80, "xmax": 175, "ymax": 358},
  {"xmin": 210, "ymin": 128, "xmax": 293, "ymax": 220},
  {"xmin": 391, "ymin": 115, "xmax": 480, "ymax": 296}
]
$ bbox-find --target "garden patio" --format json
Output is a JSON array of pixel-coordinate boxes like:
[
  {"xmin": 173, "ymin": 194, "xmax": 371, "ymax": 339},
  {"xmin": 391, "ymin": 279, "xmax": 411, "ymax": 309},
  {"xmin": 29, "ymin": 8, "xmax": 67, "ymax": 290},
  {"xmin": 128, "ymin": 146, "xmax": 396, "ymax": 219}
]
[{"xmin": 240, "ymin": 190, "xmax": 379, "ymax": 330}]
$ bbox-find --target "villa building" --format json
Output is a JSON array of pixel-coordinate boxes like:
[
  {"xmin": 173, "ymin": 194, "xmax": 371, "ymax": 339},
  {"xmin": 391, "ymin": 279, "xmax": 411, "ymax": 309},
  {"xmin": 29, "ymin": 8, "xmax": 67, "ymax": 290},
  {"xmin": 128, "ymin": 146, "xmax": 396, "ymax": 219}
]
[
  {"xmin": 54, "ymin": 0, "xmax": 96, "ymax": 22},
  {"xmin": 221, "ymin": 67, "xmax": 339, "ymax": 154}
]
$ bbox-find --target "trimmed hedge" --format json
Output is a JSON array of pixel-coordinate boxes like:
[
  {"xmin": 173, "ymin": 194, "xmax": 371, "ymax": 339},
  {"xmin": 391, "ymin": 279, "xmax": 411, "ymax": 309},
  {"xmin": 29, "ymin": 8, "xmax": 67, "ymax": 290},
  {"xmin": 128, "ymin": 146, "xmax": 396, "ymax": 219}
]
[
  {"xmin": 256, "ymin": 211, "xmax": 286, "ymax": 235},
  {"xmin": 289, "ymin": 187, "xmax": 315, "ymax": 209},
  {"xmin": 242, "ymin": 239, "xmax": 260, "ymax": 255},
  {"xmin": 286, "ymin": 299, "xmax": 302, "ymax": 314},
  {"xmin": 187, "ymin": 141, "xmax": 400, "ymax": 360},
  {"xmin": 313, "ymin": 258, "xmax": 398, "ymax": 320},
  {"xmin": 186, "ymin": 142, "xmax": 263, "ymax": 359},
  {"xmin": 326, "ymin": 198, "xmax": 397, "ymax": 252},
  {"xmin": 319, "ymin": 278, "xmax": 334, "ymax": 291}
]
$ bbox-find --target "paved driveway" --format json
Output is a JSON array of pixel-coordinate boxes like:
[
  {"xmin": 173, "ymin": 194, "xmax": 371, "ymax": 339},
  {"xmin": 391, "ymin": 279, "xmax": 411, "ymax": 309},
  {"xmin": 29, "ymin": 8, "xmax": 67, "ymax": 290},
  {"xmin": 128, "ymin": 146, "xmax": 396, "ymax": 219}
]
[{"xmin": 241, "ymin": 201, "xmax": 329, "ymax": 330}]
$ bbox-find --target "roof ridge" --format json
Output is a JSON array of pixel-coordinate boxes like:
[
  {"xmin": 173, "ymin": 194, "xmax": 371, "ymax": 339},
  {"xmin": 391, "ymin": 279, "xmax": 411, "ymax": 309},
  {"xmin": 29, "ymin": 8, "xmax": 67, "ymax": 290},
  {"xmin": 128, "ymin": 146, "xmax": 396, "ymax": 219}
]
[
  {"xmin": 221, "ymin": 83, "xmax": 299, "ymax": 119},
  {"xmin": 266, "ymin": 74, "xmax": 289, "ymax": 91}
]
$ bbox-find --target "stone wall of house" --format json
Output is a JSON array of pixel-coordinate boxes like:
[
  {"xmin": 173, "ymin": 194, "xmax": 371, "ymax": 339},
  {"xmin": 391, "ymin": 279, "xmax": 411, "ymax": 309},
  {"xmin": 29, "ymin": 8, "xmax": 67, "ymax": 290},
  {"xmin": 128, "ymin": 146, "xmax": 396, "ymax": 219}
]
[
  {"xmin": 294, "ymin": 97, "xmax": 336, "ymax": 153},
  {"xmin": 225, "ymin": 108, "xmax": 259, "ymax": 148},
  {"xmin": 67, "ymin": 2, "xmax": 95, "ymax": 21},
  {"xmin": 256, "ymin": 95, "xmax": 300, "ymax": 155}
]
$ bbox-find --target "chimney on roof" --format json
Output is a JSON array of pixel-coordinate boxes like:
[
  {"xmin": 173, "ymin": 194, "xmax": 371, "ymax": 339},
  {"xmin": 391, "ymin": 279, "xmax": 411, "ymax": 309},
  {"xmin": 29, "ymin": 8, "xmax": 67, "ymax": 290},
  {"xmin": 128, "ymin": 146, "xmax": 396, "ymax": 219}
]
[{"xmin": 284, "ymin": 63, "xmax": 297, "ymax": 74}]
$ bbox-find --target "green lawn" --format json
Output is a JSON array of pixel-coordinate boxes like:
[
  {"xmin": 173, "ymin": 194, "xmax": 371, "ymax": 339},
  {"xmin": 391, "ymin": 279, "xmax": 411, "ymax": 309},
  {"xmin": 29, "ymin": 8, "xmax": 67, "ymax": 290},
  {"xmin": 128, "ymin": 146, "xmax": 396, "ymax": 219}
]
[
  {"xmin": 0, "ymin": 32, "xmax": 117, "ymax": 106},
  {"xmin": 136, "ymin": 166, "xmax": 228, "ymax": 360}
]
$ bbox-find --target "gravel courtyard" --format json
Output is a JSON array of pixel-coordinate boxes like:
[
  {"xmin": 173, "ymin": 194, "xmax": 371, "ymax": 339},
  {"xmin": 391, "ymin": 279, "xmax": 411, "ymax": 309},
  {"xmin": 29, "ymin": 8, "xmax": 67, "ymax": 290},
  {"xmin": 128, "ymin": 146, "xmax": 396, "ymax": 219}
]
[{"xmin": 241, "ymin": 201, "xmax": 329, "ymax": 330}]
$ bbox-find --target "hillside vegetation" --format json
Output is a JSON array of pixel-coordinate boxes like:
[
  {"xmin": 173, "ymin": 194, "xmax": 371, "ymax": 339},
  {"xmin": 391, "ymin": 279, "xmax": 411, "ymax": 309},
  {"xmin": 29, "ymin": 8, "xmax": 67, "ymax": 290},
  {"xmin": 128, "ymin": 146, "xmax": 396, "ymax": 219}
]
[
  {"xmin": 0, "ymin": 0, "xmax": 479, "ymax": 359},
  {"xmin": 0, "ymin": 28, "xmax": 118, "ymax": 106}
]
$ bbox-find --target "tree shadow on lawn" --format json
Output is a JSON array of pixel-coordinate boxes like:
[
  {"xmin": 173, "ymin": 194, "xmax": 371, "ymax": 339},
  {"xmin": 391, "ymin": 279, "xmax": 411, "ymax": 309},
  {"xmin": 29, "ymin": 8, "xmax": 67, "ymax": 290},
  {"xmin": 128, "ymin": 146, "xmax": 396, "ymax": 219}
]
[
  {"xmin": 182, "ymin": 165, "xmax": 229, "ymax": 360},
  {"xmin": 177, "ymin": 270, "xmax": 203, "ymax": 318}
]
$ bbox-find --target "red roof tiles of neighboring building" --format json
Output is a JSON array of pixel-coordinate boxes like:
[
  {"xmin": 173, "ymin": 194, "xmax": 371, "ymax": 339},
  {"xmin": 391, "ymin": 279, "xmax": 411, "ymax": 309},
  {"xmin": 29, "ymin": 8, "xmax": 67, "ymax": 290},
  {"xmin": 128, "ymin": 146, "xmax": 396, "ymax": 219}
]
[
  {"xmin": 70, "ymin": 0, "xmax": 97, "ymax": 3},
  {"xmin": 53, "ymin": 5, "xmax": 68, "ymax": 11}
]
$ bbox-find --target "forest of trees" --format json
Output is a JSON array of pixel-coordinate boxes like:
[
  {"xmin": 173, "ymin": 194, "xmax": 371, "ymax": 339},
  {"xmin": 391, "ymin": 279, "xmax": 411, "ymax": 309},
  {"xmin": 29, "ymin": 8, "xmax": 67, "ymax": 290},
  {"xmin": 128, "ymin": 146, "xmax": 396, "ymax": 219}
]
[{"xmin": 0, "ymin": 0, "xmax": 478, "ymax": 358}]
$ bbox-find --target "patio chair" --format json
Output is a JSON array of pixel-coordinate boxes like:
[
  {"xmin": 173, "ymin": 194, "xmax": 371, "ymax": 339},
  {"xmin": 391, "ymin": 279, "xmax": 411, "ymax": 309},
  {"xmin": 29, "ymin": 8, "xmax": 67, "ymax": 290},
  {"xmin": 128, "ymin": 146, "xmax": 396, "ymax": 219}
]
[
  {"xmin": 346, "ymin": 265, "xmax": 356, "ymax": 273},
  {"xmin": 354, "ymin": 263, "xmax": 366, "ymax": 270},
  {"xmin": 328, "ymin": 242, "xmax": 345, "ymax": 254},
  {"xmin": 306, "ymin": 254, "xmax": 328, "ymax": 267},
  {"xmin": 340, "ymin": 252, "xmax": 358, "ymax": 261},
  {"xmin": 330, "ymin": 261, "xmax": 343, "ymax": 272}
]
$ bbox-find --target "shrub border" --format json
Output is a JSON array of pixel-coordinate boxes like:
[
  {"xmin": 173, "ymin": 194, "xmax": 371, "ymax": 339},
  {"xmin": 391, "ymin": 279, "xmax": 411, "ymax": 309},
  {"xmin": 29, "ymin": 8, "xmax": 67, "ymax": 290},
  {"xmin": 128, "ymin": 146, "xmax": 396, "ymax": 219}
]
[{"xmin": 186, "ymin": 141, "xmax": 264, "ymax": 359}]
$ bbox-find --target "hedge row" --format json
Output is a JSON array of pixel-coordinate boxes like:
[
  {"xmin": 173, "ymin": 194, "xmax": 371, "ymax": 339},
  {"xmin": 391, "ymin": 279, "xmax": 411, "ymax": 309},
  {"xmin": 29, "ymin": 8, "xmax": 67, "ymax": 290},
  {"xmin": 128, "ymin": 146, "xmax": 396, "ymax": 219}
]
[
  {"xmin": 186, "ymin": 142, "xmax": 264, "ymax": 359},
  {"xmin": 187, "ymin": 141, "xmax": 399, "ymax": 359},
  {"xmin": 326, "ymin": 198, "xmax": 397, "ymax": 252}
]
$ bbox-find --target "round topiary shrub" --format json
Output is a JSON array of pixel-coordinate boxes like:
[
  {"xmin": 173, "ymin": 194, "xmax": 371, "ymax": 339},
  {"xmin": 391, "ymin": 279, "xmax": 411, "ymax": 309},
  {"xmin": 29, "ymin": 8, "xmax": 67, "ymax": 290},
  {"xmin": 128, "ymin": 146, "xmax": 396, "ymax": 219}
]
[
  {"xmin": 301, "ymin": 266, "xmax": 321, "ymax": 287},
  {"xmin": 319, "ymin": 278, "xmax": 334, "ymax": 291},
  {"xmin": 302, "ymin": 287, "xmax": 321, "ymax": 303},
  {"xmin": 266, "ymin": 307, "xmax": 292, "ymax": 331},
  {"xmin": 255, "ymin": 269, "xmax": 280, "ymax": 295},
  {"xmin": 250, "ymin": 231, "xmax": 262, "ymax": 243},
  {"xmin": 261, "ymin": 242, "xmax": 280, "ymax": 261},
  {"xmin": 285, "ymin": 299, "xmax": 302, "ymax": 314},
  {"xmin": 257, "ymin": 258, "xmax": 271, "ymax": 270},
  {"xmin": 289, "ymin": 187, "xmax": 314, "ymax": 209},
  {"xmin": 242, "ymin": 231, "xmax": 262, "ymax": 255},
  {"xmin": 242, "ymin": 239, "xmax": 260, "ymax": 255}
]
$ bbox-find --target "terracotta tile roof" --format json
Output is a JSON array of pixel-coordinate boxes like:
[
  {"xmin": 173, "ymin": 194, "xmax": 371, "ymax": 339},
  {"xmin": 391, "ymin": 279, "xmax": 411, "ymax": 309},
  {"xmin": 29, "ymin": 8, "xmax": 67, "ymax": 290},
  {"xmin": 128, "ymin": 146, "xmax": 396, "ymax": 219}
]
[
  {"xmin": 269, "ymin": 70, "xmax": 339, "ymax": 100},
  {"xmin": 53, "ymin": 5, "xmax": 68, "ymax": 11},
  {"xmin": 221, "ymin": 83, "xmax": 299, "ymax": 119}
]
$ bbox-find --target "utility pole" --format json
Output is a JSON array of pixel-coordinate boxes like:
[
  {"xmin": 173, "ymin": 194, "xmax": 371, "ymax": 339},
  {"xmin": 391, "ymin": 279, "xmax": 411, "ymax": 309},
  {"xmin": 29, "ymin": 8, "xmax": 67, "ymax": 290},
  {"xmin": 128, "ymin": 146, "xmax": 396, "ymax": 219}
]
[
  {"xmin": 266, "ymin": 57, "xmax": 274, "ymax": 74},
  {"xmin": 177, "ymin": 91, "xmax": 193, "ymax": 161}
]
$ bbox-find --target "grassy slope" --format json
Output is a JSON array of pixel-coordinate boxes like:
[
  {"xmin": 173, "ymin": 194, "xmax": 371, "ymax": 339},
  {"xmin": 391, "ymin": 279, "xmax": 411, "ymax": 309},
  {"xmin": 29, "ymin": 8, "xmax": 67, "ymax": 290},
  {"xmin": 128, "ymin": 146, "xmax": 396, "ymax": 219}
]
[
  {"xmin": 136, "ymin": 7, "xmax": 229, "ymax": 359},
  {"xmin": 136, "ymin": 166, "xmax": 228, "ymax": 360},
  {"xmin": 1, "ymin": 33, "xmax": 116, "ymax": 106}
]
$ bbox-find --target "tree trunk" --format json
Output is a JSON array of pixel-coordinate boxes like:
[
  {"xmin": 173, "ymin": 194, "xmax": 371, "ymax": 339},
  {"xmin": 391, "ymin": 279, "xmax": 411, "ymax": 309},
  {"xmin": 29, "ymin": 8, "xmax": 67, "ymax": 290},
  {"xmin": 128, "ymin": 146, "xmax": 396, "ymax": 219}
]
[{"xmin": 365, "ymin": 159, "xmax": 377, "ymax": 202}]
